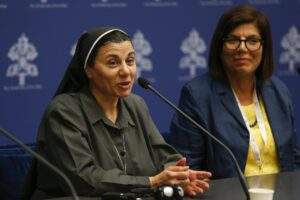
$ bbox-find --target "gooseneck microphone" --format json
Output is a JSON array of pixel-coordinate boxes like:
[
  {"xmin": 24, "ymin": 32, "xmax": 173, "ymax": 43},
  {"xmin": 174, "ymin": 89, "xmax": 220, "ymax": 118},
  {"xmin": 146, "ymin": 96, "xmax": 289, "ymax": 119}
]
[
  {"xmin": 138, "ymin": 77, "xmax": 250, "ymax": 200},
  {"xmin": 0, "ymin": 127, "xmax": 80, "ymax": 200}
]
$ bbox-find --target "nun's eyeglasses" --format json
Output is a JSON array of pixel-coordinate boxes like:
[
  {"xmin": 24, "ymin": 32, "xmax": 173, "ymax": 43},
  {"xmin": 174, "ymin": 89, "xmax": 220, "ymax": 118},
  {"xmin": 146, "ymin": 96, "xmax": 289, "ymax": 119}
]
[{"xmin": 223, "ymin": 37, "xmax": 263, "ymax": 51}]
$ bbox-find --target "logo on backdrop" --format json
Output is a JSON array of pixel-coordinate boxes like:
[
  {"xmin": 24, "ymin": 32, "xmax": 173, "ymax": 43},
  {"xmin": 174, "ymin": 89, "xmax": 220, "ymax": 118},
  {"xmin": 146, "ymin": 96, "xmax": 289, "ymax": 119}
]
[
  {"xmin": 143, "ymin": 0, "xmax": 178, "ymax": 7},
  {"xmin": 279, "ymin": 26, "xmax": 300, "ymax": 75},
  {"xmin": 0, "ymin": 0, "xmax": 8, "ymax": 9},
  {"xmin": 90, "ymin": 0, "xmax": 127, "ymax": 8},
  {"xmin": 70, "ymin": 42, "xmax": 76, "ymax": 56},
  {"xmin": 178, "ymin": 28, "xmax": 207, "ymax": 81},
  {"xmin": 198, "ymin": 0, "xmax": 233, "ymax": 6},
  {"xmin": 132, "ymin": 30, "xmax": 154, "ymax": 79},
  {"xmin": 248, "ymin": 0, "xmax": 280, "ymax": 5},
  {"xmin": 29, "ymin": 0, "xmax": 68, "ymax": 9},
  {"xmin": 3, "ymin": 33, "xmax": 42, "ymax": 91}
]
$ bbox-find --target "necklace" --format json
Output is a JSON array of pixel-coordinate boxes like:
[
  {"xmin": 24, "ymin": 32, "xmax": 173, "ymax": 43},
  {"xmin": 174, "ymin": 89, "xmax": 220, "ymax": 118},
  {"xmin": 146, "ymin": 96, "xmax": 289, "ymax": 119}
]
[
  {"xmin": 112, "ymin": 133, "xmax": 127, "ymax": 174},
  {"xmin": 249, "ymin": 118, "xmax": 257, "ymax": 128}
]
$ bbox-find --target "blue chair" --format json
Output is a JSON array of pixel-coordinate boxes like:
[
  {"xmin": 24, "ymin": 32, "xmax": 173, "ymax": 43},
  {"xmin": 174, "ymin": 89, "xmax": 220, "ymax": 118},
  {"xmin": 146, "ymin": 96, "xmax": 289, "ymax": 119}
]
[{"xmin": 0, "ymin": 144, "xmax": 35, "ymax": 200}]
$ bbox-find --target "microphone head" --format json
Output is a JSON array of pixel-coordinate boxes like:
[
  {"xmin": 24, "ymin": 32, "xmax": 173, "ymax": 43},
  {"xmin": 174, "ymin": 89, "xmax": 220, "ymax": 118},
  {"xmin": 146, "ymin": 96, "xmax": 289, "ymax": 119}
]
[{"xmin": 137, "ymin": 77, "xmax": 151, "ymax": 89}]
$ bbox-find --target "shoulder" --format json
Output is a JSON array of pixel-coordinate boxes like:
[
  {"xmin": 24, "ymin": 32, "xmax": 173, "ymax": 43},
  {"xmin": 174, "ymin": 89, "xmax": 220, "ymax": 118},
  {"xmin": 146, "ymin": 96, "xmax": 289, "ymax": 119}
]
[
  {"xmin": 265, "ymin": 76, "xmax": 291, "ymax": 98},
  {"xmin": 121, "ymin": 94, "xmax": 152, "ymax": 124},
  {"xmin": 185, "ymin": 73, "xmax": 212, "ymax": 91},
  {"xmin": 38, "ymin": 93, "xmax": 85, "ymax": 138},
  {"xmin": 122, "ymin": 94, "xmax": 148, "ymax": 111},
  {"xmin": 49, "ymin": 93, "xmax": 80, "ymax": 110},
  {"xmin": 268, "ymin": 76, "xmax": 288, "ymax": 89},
  {"xmin": 45, "ymin": 93, "xmax": 83, "ymax": 118},
  {"xmin": 180, "ymin": 73, "xmax": 214, "ymax": 102}
]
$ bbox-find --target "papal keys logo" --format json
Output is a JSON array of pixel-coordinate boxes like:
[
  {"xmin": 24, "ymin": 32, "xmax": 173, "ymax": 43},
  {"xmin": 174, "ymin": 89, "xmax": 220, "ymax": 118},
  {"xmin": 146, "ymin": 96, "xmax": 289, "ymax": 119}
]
[
  {"xmin": 143, "ymin": 0, "xmax": 178, "ymax": 7},
  {"xmin": 279, "ymin": 26, "xmax": 300, "ymax": 75},
  {"xmin": 0, "ymin": 0, "xmax": 8, "ymax": 9},
  {"xmin": 178, "ymin": 28, "xmax": 207, "ymax": 81},
  {"xmin": 90, "ymin": 0, "xmax": 128, "ymax": 8},
  {"xmin": 132, "ymin": 30, "xmax": 154, "ymax": 79},
  {"xmin": 4, "ymin": 33, "xmax": 42, "ymax": 91},
  {"xmin": 29, "ymin": 0, "xmax": 68, "ymax": 9}
]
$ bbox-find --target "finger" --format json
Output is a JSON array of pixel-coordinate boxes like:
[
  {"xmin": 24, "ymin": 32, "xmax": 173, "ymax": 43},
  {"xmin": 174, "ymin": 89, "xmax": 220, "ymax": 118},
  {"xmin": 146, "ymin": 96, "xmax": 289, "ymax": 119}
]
[
  {"xmin": 184, "ymin": 185, "xmax": 197, "ymax": 197},
  {"xmin": 170, "ymin": 178, "xmax": 190, "ymax": 188},
  {"xmin": 190, "ymin": 181, "xmax": 205, "ymax": 193},
  {"xmin": 188, "ymin": 170, "xmax": 197, "ymax": 181},
  {"xmin": 186, "ymin": 190, "xmax": 197, "ymax": 197},
  {"xmin": 193, "ymin": 170, "xmax": 212, "ymax": 179},
  {"xmin": 167, "ymin": 170, "xmax": 189, "ymax": 180},
  {"xmin": 203, "ymin": 178, "xmax": 211, "ymax": 183},
  {"xmin": 167, "ymin": 165, "xmax": 189, "ymax": 172},
  {"xmin": 193, "ymin": 179, "xmax": 210, "ymax": 191},
  {"xmin": 176, "ymin": 157, "xmax": 187, "ymax": 166},
  {"xmin": 179, "ymin": 178, "xmax": 191, "ymax": 187}
]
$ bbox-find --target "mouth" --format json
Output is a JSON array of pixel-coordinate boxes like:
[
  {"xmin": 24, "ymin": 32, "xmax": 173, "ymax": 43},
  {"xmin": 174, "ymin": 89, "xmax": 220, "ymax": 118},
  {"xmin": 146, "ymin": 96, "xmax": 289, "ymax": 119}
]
[
  {"xmin": 233, "ymin": 58, "xmax": 250, "ymax": 65},
  {"xmin": 117, "ymin": 81, "xmax": 132, "ymax": 89}
]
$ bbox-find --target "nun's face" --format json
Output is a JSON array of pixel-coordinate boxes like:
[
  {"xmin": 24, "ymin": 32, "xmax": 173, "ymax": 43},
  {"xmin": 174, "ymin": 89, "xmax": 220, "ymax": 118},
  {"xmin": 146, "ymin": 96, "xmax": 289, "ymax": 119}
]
[{"xmin": 86, "ymin": 41, "xmax": 136, "ymax": 99}]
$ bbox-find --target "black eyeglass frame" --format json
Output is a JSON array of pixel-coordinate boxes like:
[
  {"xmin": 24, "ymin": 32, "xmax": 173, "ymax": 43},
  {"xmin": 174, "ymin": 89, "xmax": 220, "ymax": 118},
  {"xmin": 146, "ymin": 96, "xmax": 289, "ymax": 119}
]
[{"xmin": 222, "ymin": 37, "xmax": 264, "ymax": 52}]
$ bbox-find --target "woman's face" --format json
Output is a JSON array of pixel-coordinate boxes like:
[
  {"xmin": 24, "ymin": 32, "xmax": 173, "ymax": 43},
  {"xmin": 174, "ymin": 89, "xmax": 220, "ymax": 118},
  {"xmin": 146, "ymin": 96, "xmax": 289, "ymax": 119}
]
[
  {"xmin": 86, "ymin": 41, "xmax": 136, "ymax": 99},
  {"xmin": 221, "ymin": 23, "xmax": 263, "ymax": 79}
]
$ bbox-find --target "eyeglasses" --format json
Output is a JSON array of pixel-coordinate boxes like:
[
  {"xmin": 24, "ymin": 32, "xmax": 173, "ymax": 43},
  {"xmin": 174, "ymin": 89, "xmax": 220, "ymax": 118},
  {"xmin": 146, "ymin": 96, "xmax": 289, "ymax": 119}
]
[{"xmin": 223, "ymin": 37, "xmax": 263, "ymax": 51}]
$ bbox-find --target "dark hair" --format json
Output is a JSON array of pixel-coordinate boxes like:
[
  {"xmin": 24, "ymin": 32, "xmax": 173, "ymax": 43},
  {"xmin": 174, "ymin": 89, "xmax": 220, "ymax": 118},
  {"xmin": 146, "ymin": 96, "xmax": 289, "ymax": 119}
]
[
  {"xmin": 208, "ymin": 4, "xmax": 274, "ymax": 85},
  {"xmin": 86, "ymin": 30, "xmax": 132, "ymax": 68}
]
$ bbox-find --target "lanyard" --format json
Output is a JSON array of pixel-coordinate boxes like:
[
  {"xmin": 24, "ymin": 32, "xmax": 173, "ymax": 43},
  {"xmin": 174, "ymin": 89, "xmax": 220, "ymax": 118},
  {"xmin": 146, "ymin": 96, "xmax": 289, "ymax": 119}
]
[{"xmin": 232, "ymin": 87, "xmax": 267, "ymax": 168}]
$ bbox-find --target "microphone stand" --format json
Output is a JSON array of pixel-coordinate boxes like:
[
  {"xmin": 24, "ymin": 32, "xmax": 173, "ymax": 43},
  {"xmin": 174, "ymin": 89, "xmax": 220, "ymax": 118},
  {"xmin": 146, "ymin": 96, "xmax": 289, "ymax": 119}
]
[
  {"xmin": 138, "ymin": 78, "xmax": 250, "ymax": 200},
  {"xmin": 0, "ymin": 127, "xmax": 80, "ymax": 200}
]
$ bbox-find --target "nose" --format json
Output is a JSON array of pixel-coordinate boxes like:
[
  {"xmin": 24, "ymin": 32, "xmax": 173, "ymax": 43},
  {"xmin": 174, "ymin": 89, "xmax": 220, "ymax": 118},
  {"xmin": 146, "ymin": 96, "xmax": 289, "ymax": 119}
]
[
  {"xmin": 119, "ymin": 62, "xmax": 131, "ymax": 76},
  {"xmin": 237, "ymin": 40, "xmax": 248, "ymax": 52}
]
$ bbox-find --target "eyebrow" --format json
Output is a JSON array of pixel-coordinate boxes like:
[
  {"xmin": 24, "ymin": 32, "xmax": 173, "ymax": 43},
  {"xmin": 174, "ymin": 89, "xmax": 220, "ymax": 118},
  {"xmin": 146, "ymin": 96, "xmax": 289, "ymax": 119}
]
[
  {"xmin": 128, "ymin": 51, "xmax": 135, "ymax": 56},
  {"xmin": 227, "ymin": 34, "xmax": 261, "ymax": 38},
  {"xmin": 104, "ymin": 51, "xmax": 135, "ymax": 59}
]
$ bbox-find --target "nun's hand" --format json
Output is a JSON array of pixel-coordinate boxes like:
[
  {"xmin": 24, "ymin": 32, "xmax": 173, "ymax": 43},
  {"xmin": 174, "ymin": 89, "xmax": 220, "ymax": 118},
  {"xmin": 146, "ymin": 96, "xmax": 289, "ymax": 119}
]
[
  {"xmin": 184, "ymin": 170, "xmax": 211, "ymax": 198},
  {"xmin": 149, "ymin": 165, "xmax": 190, "ymax": 188}
]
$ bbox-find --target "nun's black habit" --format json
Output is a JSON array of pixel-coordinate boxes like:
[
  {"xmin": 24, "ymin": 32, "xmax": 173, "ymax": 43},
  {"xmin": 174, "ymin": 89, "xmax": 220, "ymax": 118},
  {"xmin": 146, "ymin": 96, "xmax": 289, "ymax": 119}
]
[{"xmin": 31, "ymin": 28, "xmax": 181, "ymax": 199}]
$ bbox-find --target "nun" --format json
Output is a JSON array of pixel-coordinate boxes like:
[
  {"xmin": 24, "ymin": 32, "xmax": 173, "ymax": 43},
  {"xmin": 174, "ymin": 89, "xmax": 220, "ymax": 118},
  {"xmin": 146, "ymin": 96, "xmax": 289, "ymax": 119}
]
[{"xmin": 30, "ymin": 27, "xmax": 211, "ymax": 199}]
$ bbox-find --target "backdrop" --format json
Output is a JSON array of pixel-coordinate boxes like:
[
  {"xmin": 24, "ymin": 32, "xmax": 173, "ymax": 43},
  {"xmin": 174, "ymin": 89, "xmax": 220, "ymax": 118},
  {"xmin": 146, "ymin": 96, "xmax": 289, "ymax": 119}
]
[{"xmin": 0, "ymin": 0, "xmax": 299, "ymax": 145}]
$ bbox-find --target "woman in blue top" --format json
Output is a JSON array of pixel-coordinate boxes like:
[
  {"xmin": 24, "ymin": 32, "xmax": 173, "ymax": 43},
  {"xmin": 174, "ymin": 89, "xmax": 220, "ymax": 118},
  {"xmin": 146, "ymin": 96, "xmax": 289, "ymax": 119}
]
[{"xmin": 170, "ymin": 4, "xmax": 300, "ymax": 179}]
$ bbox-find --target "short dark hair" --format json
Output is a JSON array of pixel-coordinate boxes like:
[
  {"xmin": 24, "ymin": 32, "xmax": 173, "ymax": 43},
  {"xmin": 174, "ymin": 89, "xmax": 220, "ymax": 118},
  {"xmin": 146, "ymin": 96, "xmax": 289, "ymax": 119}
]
[
  {"xmin": 87, "ymin": 30, "xmax": 132, "ymax": 68},
  {"xmin": 208, "ymin": 4, "xmax": 274, "ymax": 85}
]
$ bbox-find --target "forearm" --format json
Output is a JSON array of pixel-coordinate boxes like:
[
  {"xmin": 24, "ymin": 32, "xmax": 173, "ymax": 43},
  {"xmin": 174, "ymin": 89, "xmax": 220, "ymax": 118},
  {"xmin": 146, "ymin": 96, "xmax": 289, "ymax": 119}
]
[
  {"xmin": 56, "ymin": 164, "xmax": 151, "ymax": 195},
  {"xmin": 87, "ymin": 168, "xmax": 151, "ymax": 193}
]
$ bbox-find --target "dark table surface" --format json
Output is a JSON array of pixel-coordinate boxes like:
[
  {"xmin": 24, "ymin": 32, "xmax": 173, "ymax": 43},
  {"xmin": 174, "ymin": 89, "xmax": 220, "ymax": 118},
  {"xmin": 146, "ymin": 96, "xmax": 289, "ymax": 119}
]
[{"xmin": 48, "ymin": 170, "xmax": 300, "ymax": 200}]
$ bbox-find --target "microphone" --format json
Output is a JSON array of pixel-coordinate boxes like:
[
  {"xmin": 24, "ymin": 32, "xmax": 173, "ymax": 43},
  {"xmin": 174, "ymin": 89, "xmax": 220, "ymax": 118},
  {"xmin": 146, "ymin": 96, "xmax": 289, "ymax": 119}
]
[
  {"xmin": 0, "ymin": 127, "xmax": 80, "ymax": 200},
  {"xmin": 131, "ymin": 186, "xmax": 184, "ymax": 200},
  {"xmin": 137, "ymin": 77, "xmax": 250, "ymax": 200},
  {"xmin": 101, "ymin": 192, "xmax": 136, "ymax": 200}
]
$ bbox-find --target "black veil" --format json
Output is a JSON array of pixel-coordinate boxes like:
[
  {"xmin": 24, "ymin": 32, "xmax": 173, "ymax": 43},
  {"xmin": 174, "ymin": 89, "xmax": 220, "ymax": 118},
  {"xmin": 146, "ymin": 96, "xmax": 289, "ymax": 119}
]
[{"xmin": 54, "ymin": 27, "xmax": 128, "ymax": 96}]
